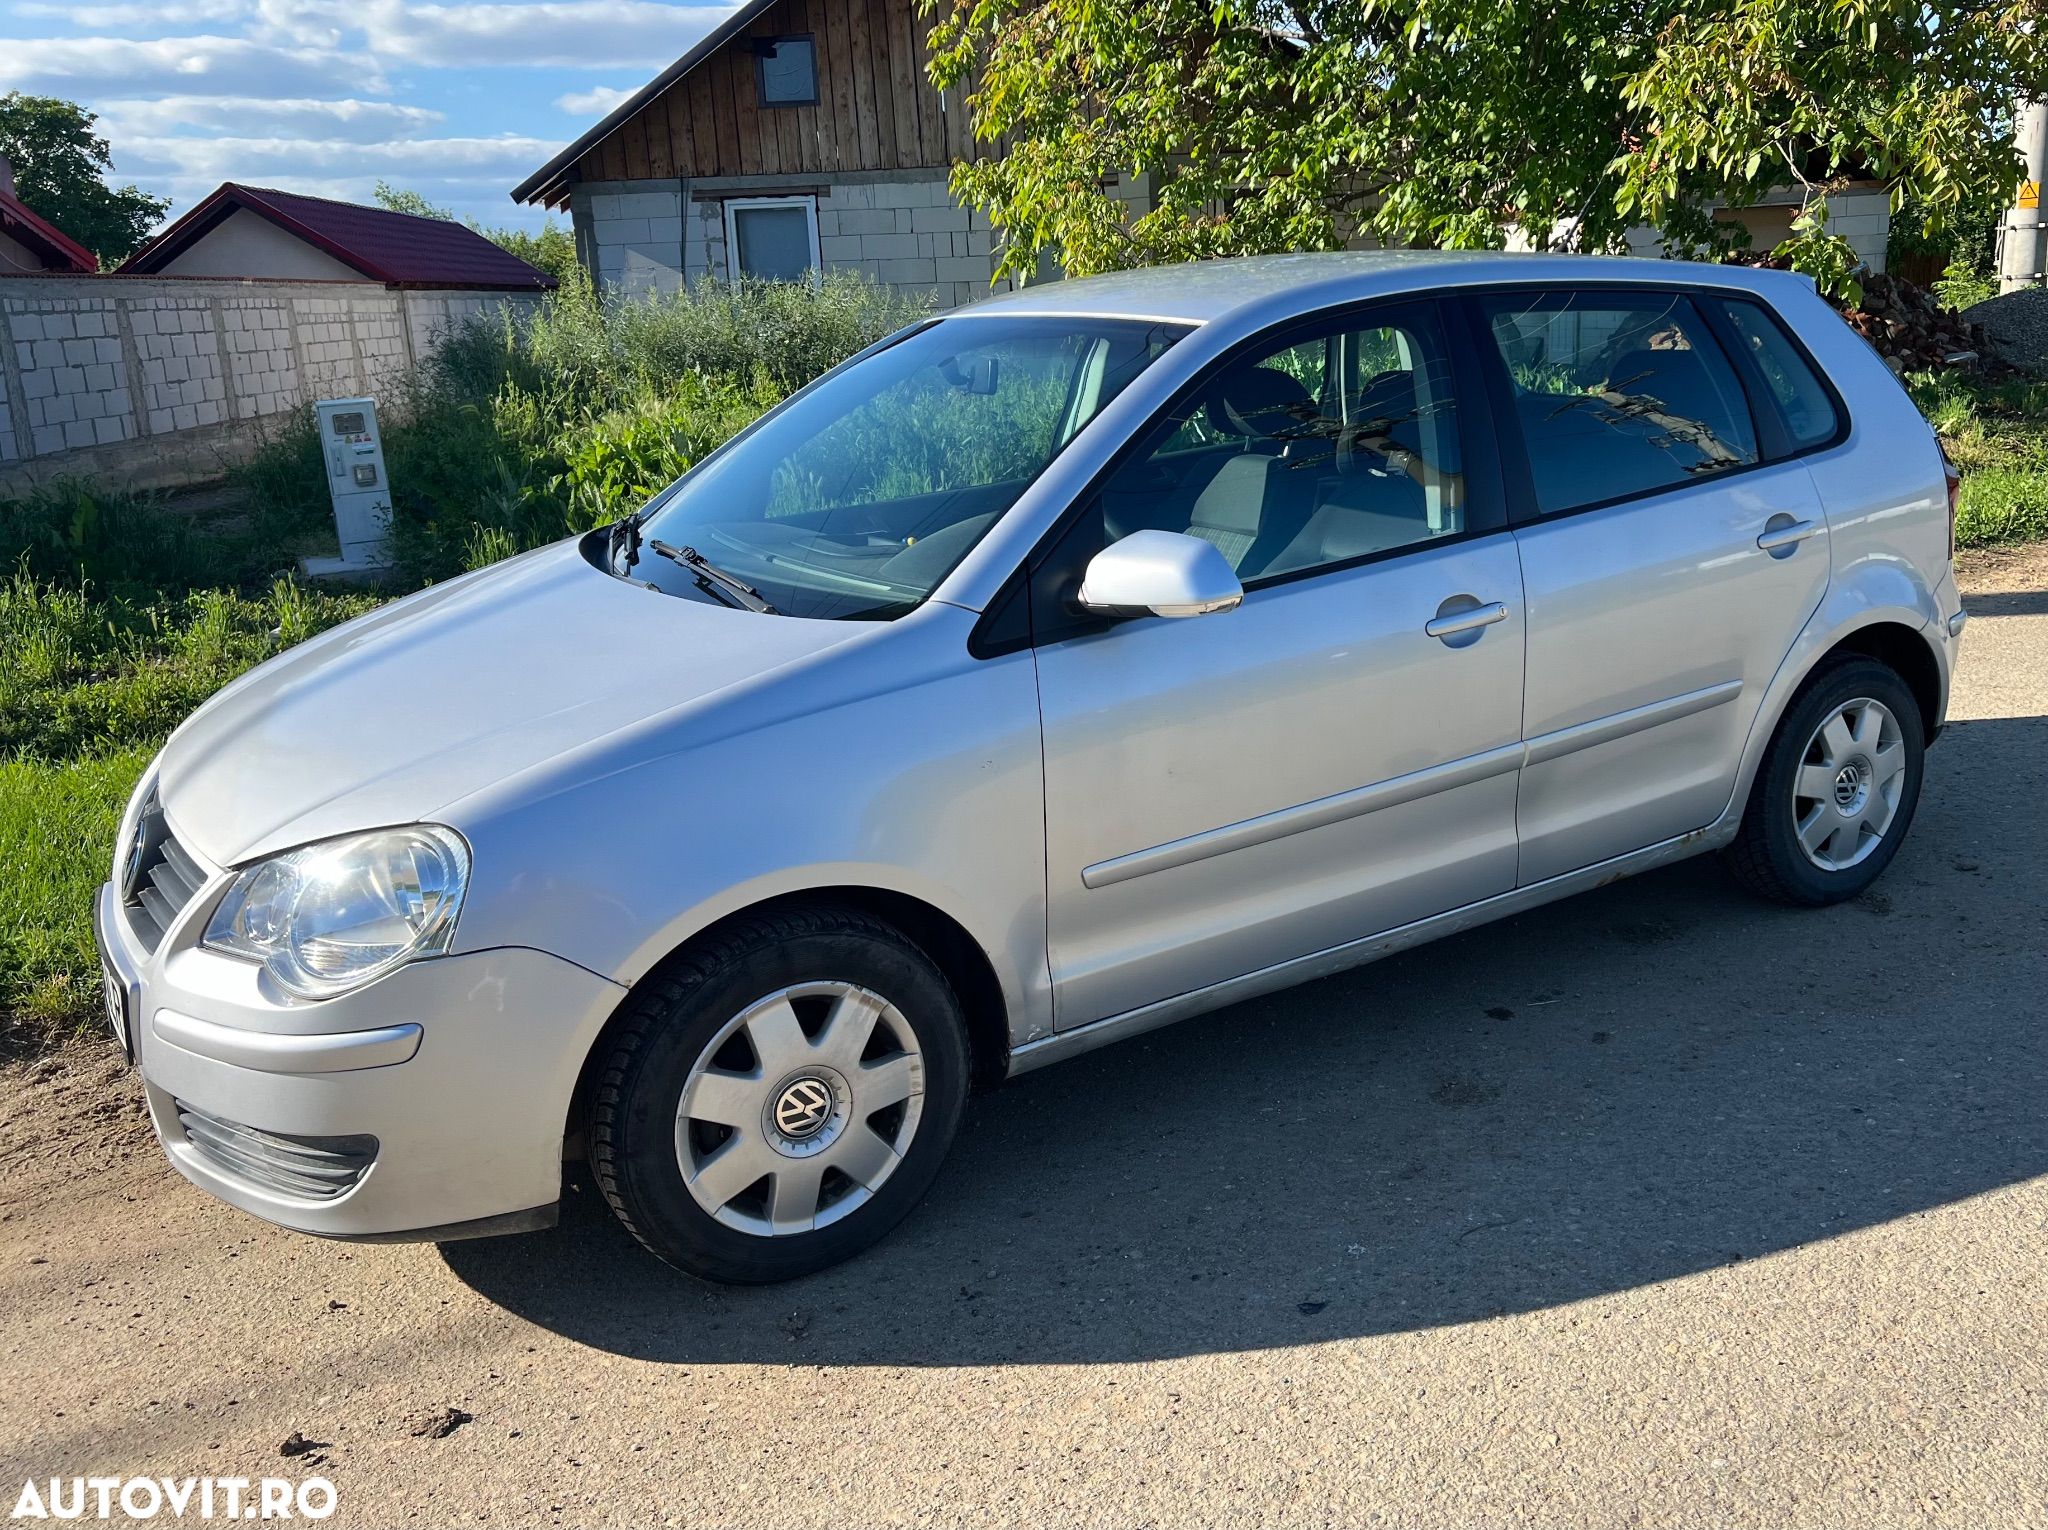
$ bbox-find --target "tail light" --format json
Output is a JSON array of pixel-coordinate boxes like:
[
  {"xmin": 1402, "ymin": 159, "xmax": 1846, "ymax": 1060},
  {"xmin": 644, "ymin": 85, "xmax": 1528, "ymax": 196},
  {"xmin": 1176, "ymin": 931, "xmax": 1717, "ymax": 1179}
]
[{"xmin": 1943, "ymin": 454, "xmax": 1960, "ymax": 561}]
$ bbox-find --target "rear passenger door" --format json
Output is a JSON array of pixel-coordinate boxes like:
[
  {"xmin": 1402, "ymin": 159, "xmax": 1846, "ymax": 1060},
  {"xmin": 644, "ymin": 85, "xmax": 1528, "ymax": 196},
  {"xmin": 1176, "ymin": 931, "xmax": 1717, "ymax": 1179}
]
[
  {"xmin": 1032, "ymin": 301, "xmax": 1527, "ymax": 1027},
  {"xmin": 1468, "ymin": 286, "xmax": 1836, "ymax": 885}
]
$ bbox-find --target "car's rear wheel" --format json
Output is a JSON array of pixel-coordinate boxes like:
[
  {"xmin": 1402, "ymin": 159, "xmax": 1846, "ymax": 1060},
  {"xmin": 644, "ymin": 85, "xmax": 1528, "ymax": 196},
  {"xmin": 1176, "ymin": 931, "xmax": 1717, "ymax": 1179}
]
[
  {"xmin": 1724, "ymin": 656, "xmax": 1926, "ymax": 906},
  {"xmin": 589, "ymin": 905, "xmax": 970, "ymax": 1283}
]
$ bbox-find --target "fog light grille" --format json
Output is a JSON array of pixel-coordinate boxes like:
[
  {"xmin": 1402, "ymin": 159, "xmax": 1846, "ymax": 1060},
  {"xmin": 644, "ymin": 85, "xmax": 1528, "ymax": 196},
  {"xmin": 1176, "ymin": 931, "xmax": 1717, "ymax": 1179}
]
[{"xmin": 173, "ymin": 1101, "xmax": 375, "ymax": 1201}]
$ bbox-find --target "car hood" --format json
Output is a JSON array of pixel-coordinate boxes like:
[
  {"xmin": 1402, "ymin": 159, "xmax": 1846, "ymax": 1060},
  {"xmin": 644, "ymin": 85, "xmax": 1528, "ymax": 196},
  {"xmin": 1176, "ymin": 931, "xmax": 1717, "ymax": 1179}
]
[{"xmin": 157, "ymin": 540, "xmax": 863, "ymax": 867}]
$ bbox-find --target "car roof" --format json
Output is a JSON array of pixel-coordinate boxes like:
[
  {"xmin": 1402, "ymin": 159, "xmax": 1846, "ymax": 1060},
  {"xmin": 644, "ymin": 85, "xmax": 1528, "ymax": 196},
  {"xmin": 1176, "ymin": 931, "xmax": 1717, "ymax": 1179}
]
[{"xmin": 951, "ymin": 250, "xmax": 1816, "ymax": 327}]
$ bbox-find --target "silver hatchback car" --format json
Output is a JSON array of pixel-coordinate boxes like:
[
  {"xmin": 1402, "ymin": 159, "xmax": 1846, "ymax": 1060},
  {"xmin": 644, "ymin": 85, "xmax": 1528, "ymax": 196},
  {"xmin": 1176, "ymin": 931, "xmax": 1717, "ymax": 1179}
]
[{"xmin": 97, "ymin": 252, "xmax": 1964, "ymax": 1281}]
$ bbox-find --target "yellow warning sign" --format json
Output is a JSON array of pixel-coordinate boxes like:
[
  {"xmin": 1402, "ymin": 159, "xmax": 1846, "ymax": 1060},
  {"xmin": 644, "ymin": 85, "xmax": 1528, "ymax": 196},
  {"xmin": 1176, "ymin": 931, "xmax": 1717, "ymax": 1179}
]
[{"xmin": 2021, "ymin": 180, "xmax": 2040, "ymax": 209}]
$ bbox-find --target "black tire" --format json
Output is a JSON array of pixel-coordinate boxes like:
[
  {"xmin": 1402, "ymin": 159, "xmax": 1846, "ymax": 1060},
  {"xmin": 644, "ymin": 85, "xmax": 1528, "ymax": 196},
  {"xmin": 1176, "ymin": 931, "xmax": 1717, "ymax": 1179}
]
[
  {"xmin": 1723, "ymin": 656, "xmax": 1926, "ymax": 906},
  {"xmin": 589, "ymin": 903, "xmax": 970, "ymax": 1283}
]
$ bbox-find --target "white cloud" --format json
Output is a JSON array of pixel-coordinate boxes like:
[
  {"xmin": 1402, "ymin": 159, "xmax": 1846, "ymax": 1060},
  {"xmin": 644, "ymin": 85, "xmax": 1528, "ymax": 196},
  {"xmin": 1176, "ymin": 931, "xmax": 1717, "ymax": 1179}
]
[
  {"xmin": 10, "ymin": 0, "xmax": 251, "ymax": 27},
  {"xmin": 120, "ymin": 132, "xmax": 557, "ymax": 181},
  {"xmin": 94, "ymin": 95, "xmax": 441, "ymax": 141},
  {"xmin": 0, "ymin": 35, "xmax": 381, "ymax": 99},
  {"xmin": 356, "ymin": 0, "xmax": 741, "ymax": 69},
  {"xmin": 554, "ymin": 84, "xmax": 634, "ymax": 116}
]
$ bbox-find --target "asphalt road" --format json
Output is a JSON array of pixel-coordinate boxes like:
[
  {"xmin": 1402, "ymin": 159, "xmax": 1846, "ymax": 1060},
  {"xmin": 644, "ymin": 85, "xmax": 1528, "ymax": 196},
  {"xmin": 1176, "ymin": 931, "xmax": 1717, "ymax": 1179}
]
[{"xmin": 3, "ymin": 547, "xmax": 2045, "ymax": 1529}]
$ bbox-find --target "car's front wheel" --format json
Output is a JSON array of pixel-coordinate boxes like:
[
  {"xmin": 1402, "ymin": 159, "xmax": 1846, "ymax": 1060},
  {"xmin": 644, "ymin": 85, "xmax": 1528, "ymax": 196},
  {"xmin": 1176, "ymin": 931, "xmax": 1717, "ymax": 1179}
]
[
  {"xmin": 1724, "ymin": 655, "xmax": 1926, "ymax": 906},
  {"xmin": 589, "ymin": 905, "xmax": 970, "ymax": 1283}
]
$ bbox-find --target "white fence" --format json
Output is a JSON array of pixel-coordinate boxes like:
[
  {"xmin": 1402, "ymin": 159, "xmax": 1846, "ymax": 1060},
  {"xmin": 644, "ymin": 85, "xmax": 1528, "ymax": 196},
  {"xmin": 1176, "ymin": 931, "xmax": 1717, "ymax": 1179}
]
[{"xmin": 0, "ymin": 276, "xmax": 543, "ymax": 497}]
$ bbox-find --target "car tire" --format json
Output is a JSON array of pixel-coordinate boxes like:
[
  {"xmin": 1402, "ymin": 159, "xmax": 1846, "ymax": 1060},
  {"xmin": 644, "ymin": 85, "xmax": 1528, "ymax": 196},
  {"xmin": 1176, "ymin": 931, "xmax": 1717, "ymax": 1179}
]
[
  {"xmin": 588, "ymin": 903, "xmax": 971, "ymax": 1284},
  {"xmin": 1723, "ymin": 656, "xmax": 1926, "ymax": 907}
]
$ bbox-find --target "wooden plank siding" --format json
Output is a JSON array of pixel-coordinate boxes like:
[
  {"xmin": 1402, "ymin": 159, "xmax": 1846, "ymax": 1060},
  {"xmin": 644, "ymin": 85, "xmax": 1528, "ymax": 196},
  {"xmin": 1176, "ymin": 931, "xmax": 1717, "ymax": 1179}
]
[{"xmin": 572, "ymin": 0, "xmax": 968, "ymax": 181}]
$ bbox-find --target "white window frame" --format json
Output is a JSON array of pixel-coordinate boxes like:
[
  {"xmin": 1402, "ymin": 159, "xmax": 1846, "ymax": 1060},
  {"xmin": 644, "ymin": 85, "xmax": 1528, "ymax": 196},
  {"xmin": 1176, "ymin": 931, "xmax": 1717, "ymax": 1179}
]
[{"xmin": 722, "ymin": 195, "xmax": 822, "ymax": 283}]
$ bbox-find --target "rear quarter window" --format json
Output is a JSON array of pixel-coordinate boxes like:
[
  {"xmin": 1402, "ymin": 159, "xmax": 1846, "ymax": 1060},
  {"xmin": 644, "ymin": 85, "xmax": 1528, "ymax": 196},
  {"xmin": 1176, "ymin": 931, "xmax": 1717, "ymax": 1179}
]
[{"xmin": 1714, "ymin": 298, "xmax": 1841, "ymax": 450}]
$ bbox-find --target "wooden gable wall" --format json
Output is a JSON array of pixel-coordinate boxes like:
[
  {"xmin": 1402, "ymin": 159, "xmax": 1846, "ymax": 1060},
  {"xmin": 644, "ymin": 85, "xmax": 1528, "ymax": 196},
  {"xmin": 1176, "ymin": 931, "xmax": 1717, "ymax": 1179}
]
[{"xmin": 576, "ymin": 0, "xmax": 977, "ymax": 182}]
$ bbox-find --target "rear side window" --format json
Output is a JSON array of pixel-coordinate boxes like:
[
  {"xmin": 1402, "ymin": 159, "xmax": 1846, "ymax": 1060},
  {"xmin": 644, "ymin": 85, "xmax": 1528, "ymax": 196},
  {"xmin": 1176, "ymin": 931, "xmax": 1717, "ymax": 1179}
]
[
  {"xmin": 1715, "ymin": 298, "xmax": 1840, "ymax": 449},
  {"xmin": 1477, "ymin": 290, "xmax": 1759, "ymax": 515}
]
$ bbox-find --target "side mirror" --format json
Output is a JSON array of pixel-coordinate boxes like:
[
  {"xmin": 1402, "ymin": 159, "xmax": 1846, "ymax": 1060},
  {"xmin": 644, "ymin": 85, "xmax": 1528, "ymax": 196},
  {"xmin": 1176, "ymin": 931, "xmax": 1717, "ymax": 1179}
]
[{"xmin": 1076, "ymin": 529, "xmax": 1244, "ymax": 620}]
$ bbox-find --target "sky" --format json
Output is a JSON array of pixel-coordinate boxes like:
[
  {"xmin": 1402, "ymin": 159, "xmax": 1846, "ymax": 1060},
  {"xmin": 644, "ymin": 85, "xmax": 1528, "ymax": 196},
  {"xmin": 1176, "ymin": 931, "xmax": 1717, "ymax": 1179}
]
[{"xmin": 0, "ymin": 0, "xmax": 743, "ymax": 233}]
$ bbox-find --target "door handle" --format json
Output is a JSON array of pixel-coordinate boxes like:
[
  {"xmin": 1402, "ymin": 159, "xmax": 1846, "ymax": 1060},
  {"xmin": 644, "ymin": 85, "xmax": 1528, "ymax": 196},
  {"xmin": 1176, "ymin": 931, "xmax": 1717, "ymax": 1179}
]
[
  {"xmin": 1756, "ymin": 517, "xmax": 1821, "ymax": 554},
  {"xmin": 1424, "ymin": 600, "xmax": 1509, "ymax": 639}
]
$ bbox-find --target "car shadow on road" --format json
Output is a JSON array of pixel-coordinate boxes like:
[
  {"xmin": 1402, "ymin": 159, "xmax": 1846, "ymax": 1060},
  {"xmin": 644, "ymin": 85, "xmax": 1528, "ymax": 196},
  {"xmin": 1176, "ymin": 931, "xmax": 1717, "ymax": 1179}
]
[{"xmin": 441, "ymin": 713, "xmax": 2048, "ymax": 1366}]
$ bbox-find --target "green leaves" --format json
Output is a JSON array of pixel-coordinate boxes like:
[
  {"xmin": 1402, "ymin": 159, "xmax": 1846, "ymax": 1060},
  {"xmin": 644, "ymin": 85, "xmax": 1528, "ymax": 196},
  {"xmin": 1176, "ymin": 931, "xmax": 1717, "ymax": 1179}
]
[
  {"xmin": 0, "ymin": 93, "xmax": 168, "ymax": 267},
  {"xmin": 926, "ymin": 0, "xmax": 2048, "ymax": 283}
]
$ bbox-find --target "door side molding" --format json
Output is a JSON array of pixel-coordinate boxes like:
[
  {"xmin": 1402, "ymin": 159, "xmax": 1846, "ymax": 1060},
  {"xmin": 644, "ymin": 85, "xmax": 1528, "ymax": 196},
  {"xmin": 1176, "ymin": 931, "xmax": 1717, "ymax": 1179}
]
[
  {"xmin": 1079, "ymin": 742, "xmax": 1524, "ymax": 889},
  {"xmin": 1077, "ymin": 680, "xmax": 1740, "ymax": 892},
  {"xmin": 1522, "ymin": 679, "xmax": 1743, "ymax": 767}
]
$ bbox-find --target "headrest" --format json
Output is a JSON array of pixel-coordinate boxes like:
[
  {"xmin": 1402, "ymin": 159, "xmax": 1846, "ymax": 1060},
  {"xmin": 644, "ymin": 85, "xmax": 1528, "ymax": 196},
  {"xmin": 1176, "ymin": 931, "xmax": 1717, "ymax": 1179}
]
[{"xmin": 1205, "ymin": 365, "xmax": 1314, "ymax": 441}]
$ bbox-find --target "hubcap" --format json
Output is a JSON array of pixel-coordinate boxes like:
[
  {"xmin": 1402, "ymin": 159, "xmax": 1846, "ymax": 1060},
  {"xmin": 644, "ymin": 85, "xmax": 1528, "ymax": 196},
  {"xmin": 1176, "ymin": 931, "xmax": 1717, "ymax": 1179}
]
[
  {"xmin": 1792, "ymin": 697, "xmax": 1905, "ymax": 872},
  {"xmin": 675, "ymin": 982, "xmax": 925, "ymax": 1237}
]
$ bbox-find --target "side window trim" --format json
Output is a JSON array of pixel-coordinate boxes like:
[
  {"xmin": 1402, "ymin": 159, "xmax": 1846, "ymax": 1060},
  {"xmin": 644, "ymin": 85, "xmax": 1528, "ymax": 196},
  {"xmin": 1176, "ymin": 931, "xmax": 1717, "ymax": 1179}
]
[{"xmin": 1459, "ymin": 284, "xmax": 1782, "ymax": 527}]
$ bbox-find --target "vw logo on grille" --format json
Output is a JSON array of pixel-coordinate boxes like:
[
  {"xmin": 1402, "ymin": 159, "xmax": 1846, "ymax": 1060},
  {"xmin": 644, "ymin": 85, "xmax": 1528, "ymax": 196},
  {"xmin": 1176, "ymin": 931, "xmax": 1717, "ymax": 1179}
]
[{"xmin": 773, "ymin": 1077, "xmax": 834, "ymax": 1140}]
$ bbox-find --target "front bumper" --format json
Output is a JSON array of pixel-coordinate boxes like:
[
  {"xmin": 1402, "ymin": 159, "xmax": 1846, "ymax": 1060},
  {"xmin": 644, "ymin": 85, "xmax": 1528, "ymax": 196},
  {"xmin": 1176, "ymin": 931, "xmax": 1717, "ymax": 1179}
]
[{"xmin": 95, "ymin": 880, "xmax": 626, "ymax": 1240}]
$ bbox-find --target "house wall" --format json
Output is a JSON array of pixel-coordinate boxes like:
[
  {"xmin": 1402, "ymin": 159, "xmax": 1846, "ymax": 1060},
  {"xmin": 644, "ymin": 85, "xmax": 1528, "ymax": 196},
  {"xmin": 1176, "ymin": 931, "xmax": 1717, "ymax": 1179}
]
[
  {"xmin": 153, "ymin": 208, "xmax": 368, "ymax": 282},
  {"xmin": 575, "ymin": 170, "xmax": 1156, "ymax": 310},
  {"xmin": 0, "ymin": 229, "xmax": 49, "ymax": 274},
  {"xmin": 577, "ymin": 0, "xmax": 977, "ymax": 184},
  {"xmin": 575, "ymin": 170, "xmax": 1016, "ymax": 309},
  {"xmin": 0, "ymin": 275, "xmax": 543, "ymax": 495}
]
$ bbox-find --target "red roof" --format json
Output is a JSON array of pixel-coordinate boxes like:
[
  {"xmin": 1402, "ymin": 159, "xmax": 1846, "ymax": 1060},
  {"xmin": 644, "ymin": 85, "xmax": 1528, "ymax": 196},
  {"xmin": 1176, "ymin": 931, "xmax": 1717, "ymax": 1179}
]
[
  {"xmin": 0, "ymin": 185, "xmax": 97, "ymax": 274},
  {"xmin": 118, "ymin": 183, "xmax": 557, "ymax": 290}
]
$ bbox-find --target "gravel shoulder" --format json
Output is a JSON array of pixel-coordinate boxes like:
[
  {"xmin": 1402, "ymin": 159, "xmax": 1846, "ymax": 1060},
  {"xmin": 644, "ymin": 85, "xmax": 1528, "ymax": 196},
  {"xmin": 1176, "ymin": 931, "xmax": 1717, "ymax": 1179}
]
[{"xmin": 4, "ymin": 547, "xmax": 2046, "ymax": 1529}]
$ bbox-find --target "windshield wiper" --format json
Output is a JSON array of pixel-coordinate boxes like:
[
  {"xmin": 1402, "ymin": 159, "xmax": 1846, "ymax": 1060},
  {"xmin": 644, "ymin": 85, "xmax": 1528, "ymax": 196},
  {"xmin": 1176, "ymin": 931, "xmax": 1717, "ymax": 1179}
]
[
  {"xmin": 648, "ymin": 539, "xmax": 780, "ymax": 614},
  {"xmin": 607, "ymin": 509, "xmax": 644, "ymax": 575}
]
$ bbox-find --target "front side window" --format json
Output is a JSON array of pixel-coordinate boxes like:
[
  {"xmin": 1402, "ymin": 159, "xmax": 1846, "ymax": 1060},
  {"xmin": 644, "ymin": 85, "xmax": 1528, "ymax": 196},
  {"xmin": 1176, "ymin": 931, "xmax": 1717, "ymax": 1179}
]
[
  {"xmin": 1092, "ymin": 301, "xmax": 1466, "ymax": 583},
  {"xmin": 626, "ymin": 316, "xmax": 1187, "ymax": 618},
  {"xmin": 1478, "ymin": 290, "xmax": 1758, "ymax": 515},
  {"xmin": 726, "ymin": 196, "xmax": 819, "ymax": 282}
]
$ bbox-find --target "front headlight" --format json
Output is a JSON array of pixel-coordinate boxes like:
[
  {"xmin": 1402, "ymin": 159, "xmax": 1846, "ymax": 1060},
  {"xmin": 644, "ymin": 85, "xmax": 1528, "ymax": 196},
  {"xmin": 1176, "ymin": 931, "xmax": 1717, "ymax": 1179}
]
[{"xmin": 203, "ymin": 825, "xmax": 470, "ymax": 999}]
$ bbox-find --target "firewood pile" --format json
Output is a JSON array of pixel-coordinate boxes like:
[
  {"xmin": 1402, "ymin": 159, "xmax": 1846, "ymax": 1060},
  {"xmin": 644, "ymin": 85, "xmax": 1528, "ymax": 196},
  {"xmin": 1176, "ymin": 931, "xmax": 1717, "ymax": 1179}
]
[{"xmin": 1831, "ymin": 272, "xmax": 1986, "ymax": 373}]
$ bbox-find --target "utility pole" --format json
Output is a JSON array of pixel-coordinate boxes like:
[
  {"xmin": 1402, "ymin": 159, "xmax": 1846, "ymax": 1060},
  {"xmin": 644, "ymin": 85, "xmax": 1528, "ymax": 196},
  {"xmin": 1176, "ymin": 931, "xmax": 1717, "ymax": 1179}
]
[{"xmin": 1999, "ymin": 98, "xmax": 2048, "ymax": 291}]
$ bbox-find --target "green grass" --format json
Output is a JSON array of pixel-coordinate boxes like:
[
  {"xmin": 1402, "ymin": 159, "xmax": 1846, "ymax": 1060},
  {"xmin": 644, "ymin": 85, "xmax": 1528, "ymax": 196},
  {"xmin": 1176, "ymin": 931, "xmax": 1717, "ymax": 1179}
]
[
  {"xmin": 0, "ymin": 747, "xmax": 152, "ymax": 1045},
  {"xmin": 1907, "ymin": 371, "xmax": 2048, "ymax": 547}
]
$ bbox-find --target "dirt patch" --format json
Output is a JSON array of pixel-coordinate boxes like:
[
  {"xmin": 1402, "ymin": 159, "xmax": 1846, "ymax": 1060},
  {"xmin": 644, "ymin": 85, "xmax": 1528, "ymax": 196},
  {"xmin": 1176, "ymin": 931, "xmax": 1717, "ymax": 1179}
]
[{"xmin": 0, "ymin": 1039, "xmax": 153, "ymax": 1220}]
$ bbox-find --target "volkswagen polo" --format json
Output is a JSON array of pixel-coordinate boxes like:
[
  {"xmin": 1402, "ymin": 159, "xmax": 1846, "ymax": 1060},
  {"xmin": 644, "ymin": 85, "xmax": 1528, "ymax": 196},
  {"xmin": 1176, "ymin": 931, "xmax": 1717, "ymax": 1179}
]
[{"xmin": 96, "ymin": 252, "xmax": 1965, "ymax": 1281}]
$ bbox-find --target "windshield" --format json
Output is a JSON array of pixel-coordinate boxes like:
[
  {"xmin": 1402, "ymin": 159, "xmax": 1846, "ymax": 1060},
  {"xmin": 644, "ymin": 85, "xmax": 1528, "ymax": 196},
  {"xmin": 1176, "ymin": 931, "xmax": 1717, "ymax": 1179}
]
[{"xmin": 617, "ymin": 314, "xmax": 1189, "ymax": 618}]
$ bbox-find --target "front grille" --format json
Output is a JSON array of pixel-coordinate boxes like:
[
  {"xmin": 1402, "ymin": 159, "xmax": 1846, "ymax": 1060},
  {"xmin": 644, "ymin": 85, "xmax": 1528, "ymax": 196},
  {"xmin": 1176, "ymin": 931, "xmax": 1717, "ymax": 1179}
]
[
  {"xmin": 122, "ymin": 791, "xmax": 207, "ymax": 951},
  {"xmin": 174, "ymin": 1100, "xmax": 377, "ymax": 1201}
]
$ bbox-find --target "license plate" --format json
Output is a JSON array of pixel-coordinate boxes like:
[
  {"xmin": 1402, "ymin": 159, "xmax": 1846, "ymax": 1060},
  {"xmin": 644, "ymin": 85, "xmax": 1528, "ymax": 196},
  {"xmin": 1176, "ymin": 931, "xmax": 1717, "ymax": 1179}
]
[{"xmin": 102, "ymin": 964, "xmax": 132, "ymax": 1064}]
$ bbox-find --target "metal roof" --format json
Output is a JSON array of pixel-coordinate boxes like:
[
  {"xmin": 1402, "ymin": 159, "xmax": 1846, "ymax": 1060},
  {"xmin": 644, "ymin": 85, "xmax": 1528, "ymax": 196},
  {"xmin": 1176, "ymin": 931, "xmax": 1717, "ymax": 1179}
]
[{"xmin": 117, "ymin": 183, "xmax": 557, "ymax": 290}]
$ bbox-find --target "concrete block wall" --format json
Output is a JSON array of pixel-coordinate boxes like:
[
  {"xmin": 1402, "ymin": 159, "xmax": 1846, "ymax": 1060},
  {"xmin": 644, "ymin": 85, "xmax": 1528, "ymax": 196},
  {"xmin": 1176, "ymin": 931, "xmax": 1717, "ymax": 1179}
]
[
  {"xmin": 0, "ymin": 276, "xmax": 545, "ymax": 496},
  {"xmin": 131, "ymin": 296, "xmax": 227, "ymax": 436},
  {"xmin": 8, "ymin": 294, "xmax": 136, "ymax": 458}
]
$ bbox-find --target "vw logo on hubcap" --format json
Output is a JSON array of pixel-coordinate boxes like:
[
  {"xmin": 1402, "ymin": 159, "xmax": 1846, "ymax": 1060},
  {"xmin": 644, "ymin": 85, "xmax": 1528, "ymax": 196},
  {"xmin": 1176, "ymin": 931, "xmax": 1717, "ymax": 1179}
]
[
  {"xmin": 773, "ymin": 1076, "xmax": 834, "ymax": 1140},
  {"xmin": 1834, "ymin": 761, "xmax": 1867, "ymax": 810}
]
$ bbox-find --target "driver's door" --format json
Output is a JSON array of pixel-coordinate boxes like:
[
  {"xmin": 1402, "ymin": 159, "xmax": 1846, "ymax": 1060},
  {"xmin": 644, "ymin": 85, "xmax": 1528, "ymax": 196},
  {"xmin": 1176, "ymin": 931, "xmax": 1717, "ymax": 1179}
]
[{"xmin": 1030, "ymin": 301, "xmax": 1528, "ymax": 1027}]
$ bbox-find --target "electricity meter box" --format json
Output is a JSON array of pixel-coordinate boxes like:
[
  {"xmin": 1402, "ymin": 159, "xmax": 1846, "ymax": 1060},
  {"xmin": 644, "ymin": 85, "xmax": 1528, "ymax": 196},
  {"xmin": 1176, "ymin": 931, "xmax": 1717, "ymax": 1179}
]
[{"xmin": 302, "ymin": 397, "xmax": 393, "ymax": 576}]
